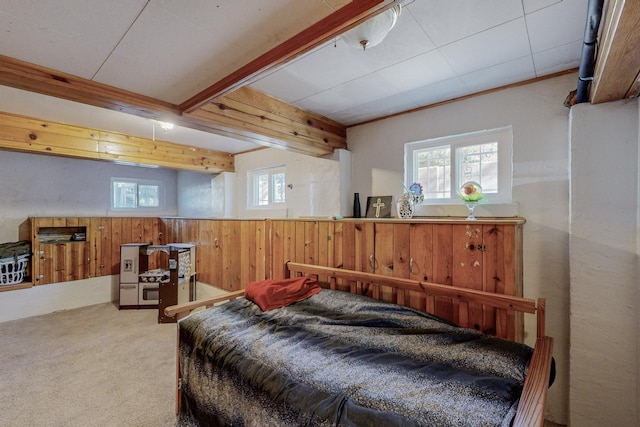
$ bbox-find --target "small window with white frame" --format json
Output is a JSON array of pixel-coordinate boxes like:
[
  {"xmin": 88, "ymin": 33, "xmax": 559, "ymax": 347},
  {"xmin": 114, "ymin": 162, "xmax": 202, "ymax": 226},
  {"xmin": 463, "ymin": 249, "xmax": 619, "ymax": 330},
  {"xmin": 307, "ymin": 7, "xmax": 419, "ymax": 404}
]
[
  {"xmin": 111, "ymin": 178, "xmax": 164, "ymax": 210},
  {"xmin": 248, "ymin": 166, "xmax": 286, "ymax": 208},
  {"xmin": 404, "ymin": 126, "xmax": 513, "ymax": 204}
]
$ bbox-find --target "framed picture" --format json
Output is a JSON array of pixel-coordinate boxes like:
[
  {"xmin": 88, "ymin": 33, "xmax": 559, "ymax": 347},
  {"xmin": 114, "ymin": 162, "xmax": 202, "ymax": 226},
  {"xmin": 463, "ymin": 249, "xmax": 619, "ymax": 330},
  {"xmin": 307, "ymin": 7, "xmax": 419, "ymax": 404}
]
[{"xmin": 365, "ymin": 196, "xmax": 392, "ymax": 218}]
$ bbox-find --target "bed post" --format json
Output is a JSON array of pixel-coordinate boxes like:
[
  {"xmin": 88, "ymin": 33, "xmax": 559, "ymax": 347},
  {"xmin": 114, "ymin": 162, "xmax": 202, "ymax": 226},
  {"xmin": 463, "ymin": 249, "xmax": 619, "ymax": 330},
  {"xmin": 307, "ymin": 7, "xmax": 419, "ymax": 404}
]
[
  {"xmin": 537, "ymin": 298, "xmax": 546, "ymax": 338},
  {"xmin": 513, "ymin": 297, "xmax": 553, "ymax": 426},
  {"xmin": 174, "ymin": 323, "xmax": 181, "ymax": 415}
]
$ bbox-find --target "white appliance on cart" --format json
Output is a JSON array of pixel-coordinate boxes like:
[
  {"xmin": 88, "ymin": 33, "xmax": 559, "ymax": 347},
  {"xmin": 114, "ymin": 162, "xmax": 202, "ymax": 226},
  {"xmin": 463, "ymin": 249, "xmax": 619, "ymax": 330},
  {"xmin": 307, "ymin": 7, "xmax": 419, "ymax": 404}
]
[
  {"xmin": 119, "ymin": 243, "xmax": 195, "ymax": 312},
  {"xmin": 119, "ymin": 243, "xmax": 158, "ymax": 309}
]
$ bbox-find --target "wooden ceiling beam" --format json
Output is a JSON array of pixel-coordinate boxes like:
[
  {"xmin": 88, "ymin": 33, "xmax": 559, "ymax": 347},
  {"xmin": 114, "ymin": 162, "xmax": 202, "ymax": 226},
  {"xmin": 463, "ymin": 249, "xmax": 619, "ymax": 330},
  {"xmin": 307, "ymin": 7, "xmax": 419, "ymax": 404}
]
[
  {"xmin": 591, "ymin": 0, "xmax": 640, "ymax": 103},
  {"xmin": 0, "ymin": 54, "xmax": 181, "ymax": 120},
  {"xmin": 0, "ymin": 111, "xmax": 234, "ymax": 173},
  {"xmin": 185, "ymin": 87, "xmax": 346, "ymax": 157},
  {"xmin": 179, "ymin": 0, "xmax": 398, "ymax": 112},
  {"xmin": 0, "ymin": 1, "xmax": 380, "ymax": 157},
  {"xmin": 0, "ymin": 55, "xmax": 346, "ymax": 157}
]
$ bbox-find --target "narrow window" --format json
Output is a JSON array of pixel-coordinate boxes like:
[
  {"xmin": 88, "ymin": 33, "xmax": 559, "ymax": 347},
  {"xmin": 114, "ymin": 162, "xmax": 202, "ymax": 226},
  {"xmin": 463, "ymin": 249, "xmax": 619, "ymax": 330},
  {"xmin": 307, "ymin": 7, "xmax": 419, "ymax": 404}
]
[
  {"xmin": 249, "ymin": 166, "xmax": 286, "ymax": 208},
  {"xmin": 111, "ymin": 178, "xmax": 163, "ymax": 210}
]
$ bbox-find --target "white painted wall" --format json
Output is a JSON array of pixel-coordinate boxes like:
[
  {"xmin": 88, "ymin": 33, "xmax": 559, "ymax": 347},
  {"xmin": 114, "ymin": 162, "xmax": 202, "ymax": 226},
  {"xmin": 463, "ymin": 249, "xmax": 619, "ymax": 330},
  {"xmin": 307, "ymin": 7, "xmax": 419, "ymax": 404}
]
[
  {"xmin": 177, "ymin": 170, "xmax": 217, "ymax": 218},
  {"xmin": 0, "ymin": 150, "xmax": 178, "ymax": 321},
  {"xmin": 233, "ymin": 148, "xmax": 343, "ymax": 218},
  {"xmin": 347, "ymin": 73, "xmax": 576, "ymax": 424},
  {"xmin": 0, "ymin": 276, "xmax": 119, "ymax": 323},
  {"xmin": 569, "ymin": 99, "xmax": 639, "ymax": 427},
  {"xmin": 211, "ymin": 172, "xmax": 236, "ymax": 218},
  {"xmin": 0, "ymin": 150, "xmax": 178, "ymax": 242}
]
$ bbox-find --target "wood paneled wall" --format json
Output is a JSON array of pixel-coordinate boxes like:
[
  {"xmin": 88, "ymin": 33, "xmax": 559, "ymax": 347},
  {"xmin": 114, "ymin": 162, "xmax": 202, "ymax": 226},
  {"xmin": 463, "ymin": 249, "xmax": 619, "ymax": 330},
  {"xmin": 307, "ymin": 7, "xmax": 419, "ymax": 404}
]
[{"xmin": 17, "ymin": 216, "xmax": 524, "ymax": 340}]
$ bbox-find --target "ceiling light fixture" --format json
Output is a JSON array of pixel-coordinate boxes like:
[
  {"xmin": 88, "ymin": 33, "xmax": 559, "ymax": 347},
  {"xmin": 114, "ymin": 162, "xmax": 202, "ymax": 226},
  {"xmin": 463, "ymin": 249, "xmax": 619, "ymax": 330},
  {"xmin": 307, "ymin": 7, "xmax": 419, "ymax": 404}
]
[
  {"xmin": 150, "ymin": 119, "xmax": 175, "ymax": 140},
  {"xmin": 158, "ymin": 121, "xmax": 174, "ymax": 132},
  {"xmin": 341, "ymin": 5, "xmax": 402, "ymax": 51}
]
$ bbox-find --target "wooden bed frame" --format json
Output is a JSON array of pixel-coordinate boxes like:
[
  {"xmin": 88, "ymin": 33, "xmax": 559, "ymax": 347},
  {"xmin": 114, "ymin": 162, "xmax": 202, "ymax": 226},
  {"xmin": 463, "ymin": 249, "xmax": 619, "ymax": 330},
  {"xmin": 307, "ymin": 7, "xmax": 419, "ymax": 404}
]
[{"xmin": 164, "ymin": 262, "xmax": 554, "ymax": 427}]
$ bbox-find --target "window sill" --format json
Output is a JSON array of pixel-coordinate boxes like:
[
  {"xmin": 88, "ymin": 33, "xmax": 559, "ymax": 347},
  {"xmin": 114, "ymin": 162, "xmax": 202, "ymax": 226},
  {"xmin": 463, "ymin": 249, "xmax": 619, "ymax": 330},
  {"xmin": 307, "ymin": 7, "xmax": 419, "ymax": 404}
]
[{"xmin": 413, "ymin": 202, "xmax": 519, "ymax": 218}]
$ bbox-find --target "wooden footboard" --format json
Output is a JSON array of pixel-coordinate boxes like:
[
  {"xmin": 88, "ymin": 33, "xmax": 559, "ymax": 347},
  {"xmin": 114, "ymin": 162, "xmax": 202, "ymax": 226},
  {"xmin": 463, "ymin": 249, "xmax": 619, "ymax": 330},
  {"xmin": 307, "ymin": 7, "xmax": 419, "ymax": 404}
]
[{"xmin": 163, "ymin": 262, "xmax": 554, "ymax": 424}]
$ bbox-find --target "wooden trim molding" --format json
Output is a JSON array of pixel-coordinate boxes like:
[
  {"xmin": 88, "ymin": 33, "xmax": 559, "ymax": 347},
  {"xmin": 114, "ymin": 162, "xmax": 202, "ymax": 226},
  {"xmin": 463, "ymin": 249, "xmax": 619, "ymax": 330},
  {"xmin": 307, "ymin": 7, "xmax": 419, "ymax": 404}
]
[
  {"xmin": 0, "ymin": 111, "xmax": 234, "ymax": 173},
  {"xmin": 591, "ymin": 0, "xmax": 640, "ymax": 103}
]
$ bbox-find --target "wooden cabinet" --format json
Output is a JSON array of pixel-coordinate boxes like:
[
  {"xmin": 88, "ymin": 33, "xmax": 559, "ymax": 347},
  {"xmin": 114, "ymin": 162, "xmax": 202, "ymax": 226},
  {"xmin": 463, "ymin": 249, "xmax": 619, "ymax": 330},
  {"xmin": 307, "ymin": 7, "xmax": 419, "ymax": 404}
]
[
  {"xmin": 269, "ymin": 218, "xmax": 524, "ymax": 341},
  {"xmin": 158, "ymin": 244, "xmax": 196, "ymax": 324},
  {"xmin": 19, "ymin": 216, "xmax": 165, "ymax": 285},
  {"xmin": 19, "ymin": 217, "xmax": 91, "ymax": 285}
]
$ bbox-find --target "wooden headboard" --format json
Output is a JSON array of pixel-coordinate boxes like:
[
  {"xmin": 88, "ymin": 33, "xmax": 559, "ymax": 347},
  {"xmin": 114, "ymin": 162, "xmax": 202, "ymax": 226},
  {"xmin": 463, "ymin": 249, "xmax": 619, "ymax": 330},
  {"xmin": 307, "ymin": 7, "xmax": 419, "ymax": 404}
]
[{"xmin": 286, "ymin": 261, "xmax": 545, "ymax": 340}]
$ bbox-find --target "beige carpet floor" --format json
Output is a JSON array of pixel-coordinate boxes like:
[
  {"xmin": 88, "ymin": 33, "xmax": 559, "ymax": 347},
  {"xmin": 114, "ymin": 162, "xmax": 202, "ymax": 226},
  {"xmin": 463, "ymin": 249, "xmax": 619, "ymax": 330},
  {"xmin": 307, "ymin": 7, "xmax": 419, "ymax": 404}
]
[
  {"xmin": 0, "ymin": 303, "xmax": 177, "ymax": 427},
  {"xmin": 0, "ymin": 298, "xmax": 566, "ymax": 427}
]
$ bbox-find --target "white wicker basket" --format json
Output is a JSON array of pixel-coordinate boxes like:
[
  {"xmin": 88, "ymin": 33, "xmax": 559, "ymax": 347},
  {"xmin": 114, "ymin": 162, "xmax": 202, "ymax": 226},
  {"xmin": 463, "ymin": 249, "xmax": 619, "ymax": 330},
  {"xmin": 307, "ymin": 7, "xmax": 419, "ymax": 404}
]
[{"xmin": 0, "ymin": 254, "xmax": 29, "ymax": 285}]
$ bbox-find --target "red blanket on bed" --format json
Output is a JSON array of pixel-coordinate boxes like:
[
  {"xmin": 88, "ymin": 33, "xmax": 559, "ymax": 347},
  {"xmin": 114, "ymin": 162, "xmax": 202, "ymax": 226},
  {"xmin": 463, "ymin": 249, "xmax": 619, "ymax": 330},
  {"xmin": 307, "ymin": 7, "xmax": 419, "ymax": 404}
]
[{"xmin": 244, "ymin": 277, "xmax": 321, "ymax": 311}]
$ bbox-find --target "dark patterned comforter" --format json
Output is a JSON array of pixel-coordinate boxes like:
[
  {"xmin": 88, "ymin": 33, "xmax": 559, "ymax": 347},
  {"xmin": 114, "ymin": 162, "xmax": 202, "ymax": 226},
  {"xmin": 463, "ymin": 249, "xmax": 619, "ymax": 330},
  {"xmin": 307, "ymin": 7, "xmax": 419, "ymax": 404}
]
[{"xmin": 177, "ymin": 290, "xmax": 534, "ymax": 427}]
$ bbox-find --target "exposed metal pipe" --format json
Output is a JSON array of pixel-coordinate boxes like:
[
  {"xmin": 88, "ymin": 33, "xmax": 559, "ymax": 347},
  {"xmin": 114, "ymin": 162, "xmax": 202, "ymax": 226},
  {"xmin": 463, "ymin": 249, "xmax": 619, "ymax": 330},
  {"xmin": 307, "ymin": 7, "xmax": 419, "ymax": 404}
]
[{"xmin": 576, "ymin": 0, "xmax": 604, "ymax": 104}]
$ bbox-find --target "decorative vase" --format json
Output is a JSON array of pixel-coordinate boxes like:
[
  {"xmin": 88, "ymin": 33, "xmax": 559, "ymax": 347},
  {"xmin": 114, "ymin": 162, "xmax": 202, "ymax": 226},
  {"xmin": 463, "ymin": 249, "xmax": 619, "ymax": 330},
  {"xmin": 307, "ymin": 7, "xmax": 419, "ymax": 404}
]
[
  {"xmin": 397, "ymin": 195, "xmax": 414, "ymax": 219},
  {"xmin": 353, "ymin": 193, "xmax": 361, "ymax": 218},
  {"xmin": 464, "ymin": 202, "xmax": 478, "ymax": 220}
]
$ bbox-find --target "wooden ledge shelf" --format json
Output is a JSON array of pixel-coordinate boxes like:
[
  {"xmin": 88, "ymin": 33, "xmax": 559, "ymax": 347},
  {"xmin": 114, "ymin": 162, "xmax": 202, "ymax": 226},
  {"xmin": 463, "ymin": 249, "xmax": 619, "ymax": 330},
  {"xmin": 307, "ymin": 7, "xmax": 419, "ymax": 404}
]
[{"xmin": 0, "ymin": 281, "xmax": 33, "ymax": 292}]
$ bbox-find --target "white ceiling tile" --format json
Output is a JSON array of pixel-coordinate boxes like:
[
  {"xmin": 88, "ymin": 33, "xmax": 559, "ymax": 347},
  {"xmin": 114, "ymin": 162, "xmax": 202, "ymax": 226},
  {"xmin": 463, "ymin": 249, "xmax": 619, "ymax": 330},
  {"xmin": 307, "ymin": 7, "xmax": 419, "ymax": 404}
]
[
  {"xmin": 0, "ymin": 12, "xmax": 105, "ymax": 79},
  {"xmin": 533, "ymin": 40, "xmax": 583, "ymax": 76},
  {"xmin": 0, "ymin": 0, "xmax": 147, "ymax": 43},
  {"xmin": 331, "ymin": 91, "xmax": 421, "ymax": 125},
  {"xmin": 405, "ymin": 77, "xmax": 470, "ymax": 108},
  {"xmin": 93, "ymin": 53, "xmax": 180, "ymax": 102},
  {"xmin": 0, "ymin": 1, "xmax": 147, "ymax": 79},
  {"xmin": 376, "ymin": 50, "xmax": 456, "ymax": 92},
  {"xmin": 459, "ymin": 56, "xmax": 536, "ymax": 94},
  {"xmin": 295, "ymin": 89, "xmax": 354, "ymax": 117},
  {"xmin": 440, "ymin": 18, "xmax": 531, "ymax": 75},
  {"xmin": 152, "ymin": 0, "xmax": 332, "ymax": 46},
  {"xmin": 526, "ymin": 0, "xmax": 588, "ymax": 53},
  {"xmin": 95, "ymin": 3, "xmax": 245, "ymax": 102},
  {"xmin": 407, "ymin": 0, "xmax": 524, "ymax": 47},
  {"xmin": 523, "ymin": 0, "xmax": 563, "ymax": 14},
  {"xmin": 250, "ymin": 67, "xmax": 320, "ymax": 104},
  {"xmin": 295, "ymin": 74, "xmax": 399, "ymax": 117},
  {"xmin": 326, "ymin": 73, "xmax": 400, "ymax": 108}
]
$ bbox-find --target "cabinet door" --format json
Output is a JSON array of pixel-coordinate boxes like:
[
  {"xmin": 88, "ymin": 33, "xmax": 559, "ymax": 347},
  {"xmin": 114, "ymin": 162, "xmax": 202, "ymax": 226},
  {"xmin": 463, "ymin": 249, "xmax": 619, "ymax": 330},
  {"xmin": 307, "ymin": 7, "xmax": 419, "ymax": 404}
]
[
  {"xmin": 32, "ymin": 218, "xmax": 53, "ymax": 284},
  {"xmin": 221, "ymin": 220, "xmax": 241, "ymax": 291},
  {"xmin": 239, "ymin": 220, "xmax": 267, "ymax": 285},
  {"xmin": 407, "ymin": 223, "xmax": 433, "ymax": 312},
  {"xmin": 352, "ymin": 222, "xmax": 393, "ymax": 301},
  {"xmin": 432, "ymin": 224, "xmax": 455, "ymax": 322},
  {"xmin": 453, "ymin": 223, "xmax": 485, "ymax": 331},
  {"xmin": 90, "ymin": 217, "xmax": 111, "ymax": 278},
  {"xmin": 482, "ymin": 224, "xmax": 522, "ymax": 341},
  {"xmin": 109, "ymin": 218, "xmax": 123, "ymax": 275},
  {"xmin": 196, "ymin": 220, "xmax": 215, "ymax": 286},
  {"xmin": 66, "ymin": 217, "xmax": 91, "ymax": 281}
]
